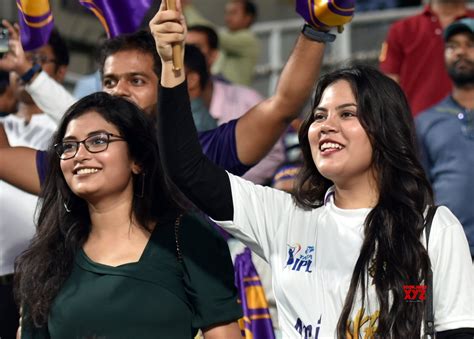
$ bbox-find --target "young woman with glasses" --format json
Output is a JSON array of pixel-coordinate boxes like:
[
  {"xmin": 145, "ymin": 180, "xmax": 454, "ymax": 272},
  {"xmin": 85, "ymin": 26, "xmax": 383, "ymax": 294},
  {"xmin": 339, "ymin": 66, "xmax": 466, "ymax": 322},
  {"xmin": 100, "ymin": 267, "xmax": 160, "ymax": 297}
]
[
  {"xmin": 14, "ymin": 92, "xmax": 242, "ymax": 338},
  {"xmin": 152, "ymin": 6, "xmax": 474, "ymax": 338}
]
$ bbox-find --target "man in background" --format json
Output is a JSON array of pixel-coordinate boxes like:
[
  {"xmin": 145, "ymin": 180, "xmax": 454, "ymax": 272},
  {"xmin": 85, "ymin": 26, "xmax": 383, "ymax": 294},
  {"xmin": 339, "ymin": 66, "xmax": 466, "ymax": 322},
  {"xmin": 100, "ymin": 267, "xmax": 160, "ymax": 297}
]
[
  {"xmin": 183, "ymin": 0, "xmax": 259, "ymax": 86},
  {"xmin": 416, "ymin": 18, "xmax": 474, "ymax": 259},
  {"xmin": 379, "ymin": 0, "xmax": 474, "ymax": 115}
]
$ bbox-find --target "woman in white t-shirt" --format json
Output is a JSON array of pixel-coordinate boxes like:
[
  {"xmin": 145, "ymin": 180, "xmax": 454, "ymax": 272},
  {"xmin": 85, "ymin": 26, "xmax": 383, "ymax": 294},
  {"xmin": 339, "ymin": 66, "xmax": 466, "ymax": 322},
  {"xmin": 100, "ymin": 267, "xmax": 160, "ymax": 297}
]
[{"xmin": 152, "ymin": 7, "xmax": 474, "ymax": 338}]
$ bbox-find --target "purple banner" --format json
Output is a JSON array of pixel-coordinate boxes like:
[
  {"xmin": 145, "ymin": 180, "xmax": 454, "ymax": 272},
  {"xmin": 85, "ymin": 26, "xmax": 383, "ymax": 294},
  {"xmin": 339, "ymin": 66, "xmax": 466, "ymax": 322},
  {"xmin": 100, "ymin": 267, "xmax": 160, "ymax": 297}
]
[
  {"xmin": 16, "ymin": 0, "xmax": 54, "ymax": 51},
  {"xmin": 234, "ymin": 247, "xmax": 275, "ymax": 339},
  {"xmin": 79, "ymin": 0, "xmax": 153, "ymax": 38},
  {"xmin": 296, "ymin": 0, "xmax": 354, "ymax": 29}
]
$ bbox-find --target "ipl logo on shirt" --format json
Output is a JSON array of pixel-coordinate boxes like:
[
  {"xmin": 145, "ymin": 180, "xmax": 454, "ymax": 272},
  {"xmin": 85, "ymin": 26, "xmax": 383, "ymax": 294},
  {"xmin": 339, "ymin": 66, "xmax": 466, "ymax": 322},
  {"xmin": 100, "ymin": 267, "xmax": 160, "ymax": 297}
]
[{"xmin": 285, "ymin": 244, "xmax": 314, "ymax": 272}]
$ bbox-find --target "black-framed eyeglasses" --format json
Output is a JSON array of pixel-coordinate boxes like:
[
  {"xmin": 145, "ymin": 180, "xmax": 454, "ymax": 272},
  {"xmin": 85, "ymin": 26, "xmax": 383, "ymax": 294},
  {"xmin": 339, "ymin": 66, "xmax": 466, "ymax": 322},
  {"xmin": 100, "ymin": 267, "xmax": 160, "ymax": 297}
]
[
  {"xmin": 54, "ymin": 132, "xmax": 126, "ymax": 160},
  {"xmin": 26, "ymin": 54, "xmax": 57, "ymax": 65}
]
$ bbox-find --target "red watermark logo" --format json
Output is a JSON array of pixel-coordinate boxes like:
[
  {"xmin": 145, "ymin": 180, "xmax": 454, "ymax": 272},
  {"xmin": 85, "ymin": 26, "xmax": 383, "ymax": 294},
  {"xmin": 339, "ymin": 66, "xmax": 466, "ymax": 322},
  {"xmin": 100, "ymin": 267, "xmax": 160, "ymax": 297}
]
[{"xmin": 403, "ymin": 285, "xmax": 427, "ymax": 301}]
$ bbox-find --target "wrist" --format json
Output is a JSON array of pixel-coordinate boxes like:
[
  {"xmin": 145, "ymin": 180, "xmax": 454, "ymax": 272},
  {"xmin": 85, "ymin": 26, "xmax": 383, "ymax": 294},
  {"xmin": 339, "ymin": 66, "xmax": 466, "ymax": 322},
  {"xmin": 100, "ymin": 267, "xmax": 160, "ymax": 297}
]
[
  {"xmin": 15, "ymin": 60, "xmax": 34, "ymax": 77},
  {"xmin": 161, "ymin": 62, "xmax": 185, "ymax": 88},
  {"xmin": 19, "ymin": 63, "xmax": 42, "ymax": 85},
  {"xmin": 301, "ymin": 23, "xmax": 336, "ymax": 43}
]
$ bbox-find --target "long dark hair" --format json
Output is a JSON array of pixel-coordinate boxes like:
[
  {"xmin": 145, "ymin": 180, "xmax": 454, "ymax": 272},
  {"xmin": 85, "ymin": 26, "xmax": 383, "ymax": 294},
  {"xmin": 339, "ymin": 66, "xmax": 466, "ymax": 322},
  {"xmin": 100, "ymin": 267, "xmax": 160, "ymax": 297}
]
[
  {"xmin": 295, "ymin": 65, "xmax": 434, "ymax": 337},
  {"xmin": 14, "ymin": 92, "xmax": 183, "ymax": 327}
]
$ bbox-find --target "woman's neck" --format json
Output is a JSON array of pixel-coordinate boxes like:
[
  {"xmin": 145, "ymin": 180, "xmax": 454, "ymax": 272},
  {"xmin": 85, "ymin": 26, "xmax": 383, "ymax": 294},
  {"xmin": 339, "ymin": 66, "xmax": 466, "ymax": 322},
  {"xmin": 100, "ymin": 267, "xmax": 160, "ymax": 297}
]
[
  {"xmin": 333, "ymin": 175, "xmax": 379, "ymax": 209},
  {"xmin": 87, "ymin": 193, "xmax": 139, "ymax": 238}
]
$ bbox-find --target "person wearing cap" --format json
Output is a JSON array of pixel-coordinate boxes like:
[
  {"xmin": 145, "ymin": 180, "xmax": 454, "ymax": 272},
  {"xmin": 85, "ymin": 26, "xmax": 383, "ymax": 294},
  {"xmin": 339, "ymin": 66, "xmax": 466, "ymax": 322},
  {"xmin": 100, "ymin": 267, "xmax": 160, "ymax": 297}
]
[
  {"xmin": 416, "ymin": 18, "xmax": 474, "ymax": 260},
  {"xmin": 379, "ymin": 0, "xmax": 474, "ymax": 116}
]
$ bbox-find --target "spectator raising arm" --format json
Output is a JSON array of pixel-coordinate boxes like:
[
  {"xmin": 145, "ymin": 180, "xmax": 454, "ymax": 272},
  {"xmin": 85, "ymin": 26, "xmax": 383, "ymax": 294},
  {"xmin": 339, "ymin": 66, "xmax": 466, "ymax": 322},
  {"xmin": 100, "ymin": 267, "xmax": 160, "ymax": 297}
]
[
  {"xmin": 0, "ymin": 146, "xmax": 40, "ymax": 195},
  {"xmin": 151, "ymin": 0, "xmax": 342, "ymax": 219},
  {"xmin": 0, "ymin": 20, "xmax": 75, "ymax": 124},
  {"xmin": 180, "ymin": 3, "xmax": 325, "ymax": 166},
  {"xmin": 234, "ymin": 34, "xmax": 324, "ymax": 166}
]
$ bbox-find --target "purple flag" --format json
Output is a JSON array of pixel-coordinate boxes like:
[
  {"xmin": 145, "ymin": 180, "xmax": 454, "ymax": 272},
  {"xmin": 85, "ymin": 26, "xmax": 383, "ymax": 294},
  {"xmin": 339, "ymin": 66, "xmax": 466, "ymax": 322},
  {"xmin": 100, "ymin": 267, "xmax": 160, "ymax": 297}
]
[
  {"xmin": 296, "ymin": 0, "xmax": 355, "ymax": 30},
  {"xmin": 234, "ymin": 247, "xmax": 275, "ymax": 339},
  {"xmin": 16, "ymin": 0, "xmax": 54, "ymax": 51},
  {"xmin": 79, "ymin": 0, "xmax": 154, "ymax": 38}
]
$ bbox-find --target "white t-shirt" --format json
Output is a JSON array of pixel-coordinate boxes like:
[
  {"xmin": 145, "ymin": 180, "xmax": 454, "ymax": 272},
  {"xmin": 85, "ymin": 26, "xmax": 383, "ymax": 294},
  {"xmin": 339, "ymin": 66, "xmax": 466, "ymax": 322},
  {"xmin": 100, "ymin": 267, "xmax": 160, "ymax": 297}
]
[
  {"xmin": 0, "ymin": 113, "xmax": 56, "ymax": 275},
  {"xmin": 215, "ymin": 173, "xmax": 474, "ymax": 338}
]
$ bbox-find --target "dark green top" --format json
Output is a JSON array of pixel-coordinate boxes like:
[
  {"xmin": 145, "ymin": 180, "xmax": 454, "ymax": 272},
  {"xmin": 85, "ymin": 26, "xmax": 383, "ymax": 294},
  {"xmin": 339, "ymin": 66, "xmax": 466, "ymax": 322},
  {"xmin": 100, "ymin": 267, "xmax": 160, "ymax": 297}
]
[{"xmin": 22, "ymin": 213, "xmax": 241, "ymax": 339}]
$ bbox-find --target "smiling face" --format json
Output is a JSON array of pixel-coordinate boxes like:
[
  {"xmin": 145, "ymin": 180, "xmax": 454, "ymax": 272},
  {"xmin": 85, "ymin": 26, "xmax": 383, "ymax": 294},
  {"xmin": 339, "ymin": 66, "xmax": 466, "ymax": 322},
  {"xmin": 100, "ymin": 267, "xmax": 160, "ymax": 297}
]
[
  {"xmin": 102, "ymin": 50, "xmax": 158, "ymax": 115},
  {"xmin": 60, "ymin": 111, "xmax": 140, "ymax": 203},
  {"xmin": 307, "ymin": 80, "xmax": 374, "ymax": 188}
]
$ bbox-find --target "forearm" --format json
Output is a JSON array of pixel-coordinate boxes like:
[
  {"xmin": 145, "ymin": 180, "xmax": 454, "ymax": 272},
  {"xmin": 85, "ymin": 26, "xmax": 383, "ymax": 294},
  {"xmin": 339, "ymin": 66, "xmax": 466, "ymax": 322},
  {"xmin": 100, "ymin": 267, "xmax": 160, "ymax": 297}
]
[
  {"xmin": 0, "ymin": 147, "xmax": 41, "ymax": 195},
  {"xmin": 157, "ymin": 81, "xmax": 233, "ymax": 220},
  {"xmin": 236, "ymin": 33, "xmax": 325, "ymax": 165},
  {"xmin": 26, "ymin": 72, "xmax": 76, "ymax": 123}
]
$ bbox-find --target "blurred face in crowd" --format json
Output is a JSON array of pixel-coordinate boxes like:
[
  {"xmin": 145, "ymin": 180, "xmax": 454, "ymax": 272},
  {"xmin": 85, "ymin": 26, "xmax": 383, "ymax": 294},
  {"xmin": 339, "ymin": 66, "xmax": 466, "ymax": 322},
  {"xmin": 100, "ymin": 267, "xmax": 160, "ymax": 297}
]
[
  {"xmin": 12, "ymin": 44, "xmax": 66, "ymax": 104},
  {"xmin": 225, "ymin": 1, "xmax": 253, "ymax": 31},
  {"xmin": 101, "ymin": 50, "xmax": 158, "ymax": 115},
  {"xmin": 445, "ymin": 31, "xmax": 474, "ymax": 87},
  {"xmin": 308, "ymin": 80, "xmax": 374, "ymax": 188},
  {"xmin": 186, "ymin": 31, "xmax": 218, "ymax": 69}
]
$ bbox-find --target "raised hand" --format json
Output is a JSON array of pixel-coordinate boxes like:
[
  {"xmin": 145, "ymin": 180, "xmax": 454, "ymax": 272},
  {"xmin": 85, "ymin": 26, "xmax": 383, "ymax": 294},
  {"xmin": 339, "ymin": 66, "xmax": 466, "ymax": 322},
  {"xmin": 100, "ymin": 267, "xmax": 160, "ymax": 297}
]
[
  {"xmin": 149, "ymin": 0, "xmax": 186, "ymax": 67},
  {"xmin": 0, "ymin": 20, "xmax": 32, "ymax": 75}
]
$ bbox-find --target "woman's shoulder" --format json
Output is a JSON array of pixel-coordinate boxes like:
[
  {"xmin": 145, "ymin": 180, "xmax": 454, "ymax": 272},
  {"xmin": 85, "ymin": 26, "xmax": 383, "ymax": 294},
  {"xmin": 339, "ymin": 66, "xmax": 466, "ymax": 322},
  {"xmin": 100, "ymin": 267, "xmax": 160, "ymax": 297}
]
[
  {"xmin": 428, "ymin": 205, "xmax": 471, "ymax": 256},
  {"xmin": 228, "ymin": 172, "xmax": 298, "ymax": 205},
  {"xmin": 431, "ymin": 205, "xmax": 463, "ymax": 232}
]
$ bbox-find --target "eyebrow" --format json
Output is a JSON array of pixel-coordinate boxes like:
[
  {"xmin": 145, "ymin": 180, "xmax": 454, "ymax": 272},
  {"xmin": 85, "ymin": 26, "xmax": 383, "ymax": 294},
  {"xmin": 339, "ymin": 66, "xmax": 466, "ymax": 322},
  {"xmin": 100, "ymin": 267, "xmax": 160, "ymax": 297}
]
[
  {"xmin": 63, "ymin": 130, "xmax": 111, "ymax": 140},
  {"xmin": 314, "ymin": 103, "xmax": 357, "ymax": 112},
  {"xmin": 103, "ymin": 72, "xmax": 149, "ymax": 78}
]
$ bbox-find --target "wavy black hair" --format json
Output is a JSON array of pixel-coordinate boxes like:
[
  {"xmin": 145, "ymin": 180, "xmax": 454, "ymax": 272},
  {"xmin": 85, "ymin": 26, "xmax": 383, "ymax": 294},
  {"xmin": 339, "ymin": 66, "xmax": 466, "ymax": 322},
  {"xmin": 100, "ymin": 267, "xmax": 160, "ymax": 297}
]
[
  {"xmin": 295, "ymin": 65, "xmax": 434, "ymax": 338},
  {"xmin": 14, "ymin": 92, "xmax": 183, "ymax": 327}
]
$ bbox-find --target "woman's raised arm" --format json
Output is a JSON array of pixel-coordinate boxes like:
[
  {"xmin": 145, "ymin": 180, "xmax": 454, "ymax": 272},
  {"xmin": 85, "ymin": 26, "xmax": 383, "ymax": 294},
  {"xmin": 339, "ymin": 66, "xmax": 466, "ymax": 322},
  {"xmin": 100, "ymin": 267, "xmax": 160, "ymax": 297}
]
[{"xmin": 150, "ymin": 0, "xmax": 234, "ymax": 221}]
